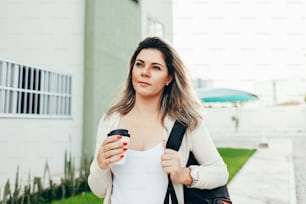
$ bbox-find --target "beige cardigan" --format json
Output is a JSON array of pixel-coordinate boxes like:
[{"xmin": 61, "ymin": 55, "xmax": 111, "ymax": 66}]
[{"xmin": 88, "ymin": 113, "xmax": 229, "ymax": 204}]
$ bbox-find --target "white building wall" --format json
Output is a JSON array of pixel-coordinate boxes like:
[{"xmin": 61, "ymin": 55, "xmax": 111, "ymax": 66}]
[{"xmin": 0, "ymin": 0, "xmax": 84, "ymax": 188}]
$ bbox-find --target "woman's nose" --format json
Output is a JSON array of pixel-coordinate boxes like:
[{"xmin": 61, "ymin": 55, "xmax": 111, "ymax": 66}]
[{"xmin": 141, "ymin": 66, "xmax": 150, "ymax": 77}]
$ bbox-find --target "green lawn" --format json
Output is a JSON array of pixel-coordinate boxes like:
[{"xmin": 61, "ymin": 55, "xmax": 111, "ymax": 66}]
[
  {"xmin": 51, "ymin": 147, "xmax": 256, "ymax": 204},
  {"xmin": 50, "ymin": 192, "xmax": 103, "ymax": 204},
  {"xmin": 218, "ymin": 147, "xmax": 256, "ymax": 182}
]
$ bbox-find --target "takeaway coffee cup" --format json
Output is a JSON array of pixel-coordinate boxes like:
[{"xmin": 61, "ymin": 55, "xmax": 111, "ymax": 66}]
[{"xmin": 107, "ymin": 129, "xmax": 130, "ymax": 165}]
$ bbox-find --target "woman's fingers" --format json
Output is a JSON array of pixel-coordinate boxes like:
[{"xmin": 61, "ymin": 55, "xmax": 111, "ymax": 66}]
[
  {"xmin": 163, "ymin": 148, "xmax": 178, "ymax": 155},
  {"xmin": 103, "ymin": 135, "xmax": 122, "ymax": 147},
  {"xmin": 161, "ymin": 149, "xmax": 180, "ymax": 161},
  {"xmin": 104, "ymin": 147, "xmax": 127, "ymax": 159},
  {"xmin": 97, "ymin": 135, "xmax": 128, "ymax": 169},
  {"xmin": 104, "ymin": 153, "xmax": 125, "ymax": 165},
  {"xmin": 161, "ymin": 148, "xmax": 181, "ymax": 175},
  {"xmin": 103, "ymin": 139, "xmax": 126, "ymax": 154},
  {"xmin": 161, "ymin": 150, "xmax": 187, "ymax": 184},
  {"xmin": 161, "ymin": 158, "xmax": 180, "ymax": 174}
]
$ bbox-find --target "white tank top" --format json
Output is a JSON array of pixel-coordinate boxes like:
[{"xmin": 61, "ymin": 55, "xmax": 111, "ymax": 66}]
[{"xmin": 110, "ymin": 142, "xmax": 168, "ymax": 204}]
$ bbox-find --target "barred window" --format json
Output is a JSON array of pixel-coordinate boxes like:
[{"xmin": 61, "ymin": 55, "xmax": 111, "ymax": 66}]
[{"xmin": 0, "ymin": 59, "xmax": 72, "ymax": 118}]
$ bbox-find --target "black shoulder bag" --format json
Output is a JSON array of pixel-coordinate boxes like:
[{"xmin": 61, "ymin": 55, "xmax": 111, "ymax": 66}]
[{"xmin": 164, "ymin": 121, "xmax": 232, "ymax": 204}]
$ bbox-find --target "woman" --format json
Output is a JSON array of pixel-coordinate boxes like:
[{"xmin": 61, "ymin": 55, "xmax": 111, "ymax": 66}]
[{"xmin": 88, "ymin": 37, "xmax": 229, "ymax": 204}]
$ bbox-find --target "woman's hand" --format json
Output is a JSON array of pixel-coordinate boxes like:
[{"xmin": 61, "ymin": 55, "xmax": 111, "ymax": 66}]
[
  {"xmin": 96, "ymin": 135, "xmax": 128, "ymax": 169},
  {"xmin": 161, "ymin": 141, "xmax": 192, "ymax": 185}
]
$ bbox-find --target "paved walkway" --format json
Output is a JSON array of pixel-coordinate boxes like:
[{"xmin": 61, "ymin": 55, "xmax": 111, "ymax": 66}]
[
  {"xmin": 227, "ymin": 139, "xmax": 295, "ymax": 204},
  {"xmin": 214, "ymin": 136, "xmax": 298, "ymax": 204}
]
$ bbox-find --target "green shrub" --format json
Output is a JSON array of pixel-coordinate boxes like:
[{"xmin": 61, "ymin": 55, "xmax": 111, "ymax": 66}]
[{"xmin": 0, "ymin": 152, "xmax": 92, "ymax": 204}]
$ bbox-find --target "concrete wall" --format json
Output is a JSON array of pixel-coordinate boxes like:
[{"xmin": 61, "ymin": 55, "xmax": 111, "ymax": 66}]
[
  {"xmin": 82, "ymin": 0, "xmax": 141, "ymax": 157},
  {"xmin": 0, "ymin": 0, "xmax": 85, "ymax": 189},
  {"xmin": 204, "ymin": 105, "xmax": 306, "ymax": 138}
]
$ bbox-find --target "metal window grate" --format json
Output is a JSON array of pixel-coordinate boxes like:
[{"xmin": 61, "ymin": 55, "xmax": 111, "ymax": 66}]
[{"xmin": 0, "ymin": 59, "xmax": 72, "ymax": 118}]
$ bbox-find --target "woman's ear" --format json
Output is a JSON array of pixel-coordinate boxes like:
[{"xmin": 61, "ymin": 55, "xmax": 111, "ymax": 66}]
[{"xmin": 166, "ymin": 75, "xmax": 173, "ymax": 86}]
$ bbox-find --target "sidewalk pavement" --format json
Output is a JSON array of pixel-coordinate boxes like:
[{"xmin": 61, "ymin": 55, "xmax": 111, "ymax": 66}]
[{"xmin": 227, "ymin": 139, "xmax": 296, "ymax": 204}]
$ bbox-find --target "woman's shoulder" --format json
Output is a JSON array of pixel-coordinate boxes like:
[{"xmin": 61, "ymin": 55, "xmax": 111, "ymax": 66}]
[
  {"xmin": 188, "ymin": 117, "xmax": 209, "ymax": 135},
  {"xmin": 99, "ymin": 112, "xmax": 120, "ymax": 126}
]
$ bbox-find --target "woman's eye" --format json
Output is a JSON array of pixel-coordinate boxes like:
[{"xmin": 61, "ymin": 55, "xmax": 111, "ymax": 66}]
[
  {"xmin": 153, "ymin": 66, "xmax": 161, "ymax": 70},
  {"xmin": 135, "ymin": 62, "xmax": 143, "ymax": 67}
]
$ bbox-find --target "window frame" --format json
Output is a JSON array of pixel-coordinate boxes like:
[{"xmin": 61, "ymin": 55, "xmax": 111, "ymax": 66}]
[
  {"xmin": 146, "ymin": 16, "xmax": 165, "ymax": 38},
  {"xmin": 0, "ymin": 59, "xmax": 72, "ymax": 119}
]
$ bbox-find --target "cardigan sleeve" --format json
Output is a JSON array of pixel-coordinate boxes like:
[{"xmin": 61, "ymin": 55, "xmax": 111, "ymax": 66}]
[
  {"xmin": 188, "ymin": 121, "xmax": 229, "ymax": 189},
  {"xmin": 87, "ymin": 116, "xmax": 113, "ymax": 197}
]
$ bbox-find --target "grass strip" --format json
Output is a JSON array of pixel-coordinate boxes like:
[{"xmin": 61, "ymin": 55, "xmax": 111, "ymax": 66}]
[
  {"xmin": 218, "ymin": 147, "xmax": 256, "ymax": 182},
  {"xmin": 51, "ymin": 192, "xmax": 103, "ymax": 204}
]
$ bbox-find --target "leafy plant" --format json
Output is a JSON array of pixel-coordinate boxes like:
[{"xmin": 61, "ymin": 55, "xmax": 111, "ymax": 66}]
[
  {"xmin": 2, "ymin": 180, "xmax": 11, "ymax": 204},
  {"xmin": 12, "ymin": 167, "xmax": 21, "ymax": 204},
  {"xmin": 0, "ymin": 153, "xmax": 92, "ymax": 204}
]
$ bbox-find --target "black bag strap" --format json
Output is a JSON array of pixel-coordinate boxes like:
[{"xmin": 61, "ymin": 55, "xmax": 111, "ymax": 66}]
[
  {"xmin": 166, "ymin": 121, "xmax": 187, "ymax": 150},
  {"xmin": 164, "ymin": 120, "xmax": 187, "ymax": 204},
  {"xmin": 164, "ymin": 175, "xmax": 178, "ymax": 204}
]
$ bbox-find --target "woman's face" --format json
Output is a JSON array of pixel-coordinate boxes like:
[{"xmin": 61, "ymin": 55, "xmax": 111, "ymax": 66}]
[{"xmin": 132, "ymin": 48, "xmax": 172, "ymax": 100}]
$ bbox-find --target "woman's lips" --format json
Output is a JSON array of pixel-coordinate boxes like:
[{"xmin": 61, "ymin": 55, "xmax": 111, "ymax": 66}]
[{"xmin": 138, "ymin": 81, "xmax": 151, "ymax": 86}]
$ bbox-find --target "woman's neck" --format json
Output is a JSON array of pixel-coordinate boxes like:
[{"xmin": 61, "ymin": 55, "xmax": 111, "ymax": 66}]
[{"xmin": 132, "ymin": 95, "xmax": 162, "ymax": 118}]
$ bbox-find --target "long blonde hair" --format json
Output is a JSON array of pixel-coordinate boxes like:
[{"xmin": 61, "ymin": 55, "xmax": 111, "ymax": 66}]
[{"xmin": 106, "ymin": 37, "xmax": 203, "ymax": 130}]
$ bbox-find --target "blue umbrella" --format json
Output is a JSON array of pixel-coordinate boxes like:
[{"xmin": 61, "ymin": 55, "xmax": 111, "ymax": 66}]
[{"xmin": 197, "ymin": 88, "xmax": 258, "ymax": 103}]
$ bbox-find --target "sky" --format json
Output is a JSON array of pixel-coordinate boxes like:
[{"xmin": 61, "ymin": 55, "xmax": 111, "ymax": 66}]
[{"xmin": 172, "ymin": 0, "xmax": 306, "ymax": 83}]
